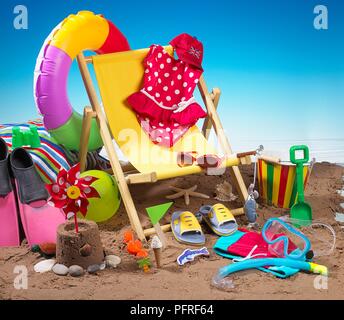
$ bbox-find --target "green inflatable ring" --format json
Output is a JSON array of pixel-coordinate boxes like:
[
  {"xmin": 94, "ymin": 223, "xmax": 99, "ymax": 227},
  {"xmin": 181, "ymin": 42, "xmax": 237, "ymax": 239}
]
[{"xmin": 48, "ymin": 111, "xmax": 102, "ymax": 151}]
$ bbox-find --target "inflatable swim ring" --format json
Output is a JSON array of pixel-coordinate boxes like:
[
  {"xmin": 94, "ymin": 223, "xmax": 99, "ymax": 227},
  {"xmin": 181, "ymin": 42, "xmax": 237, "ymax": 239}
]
[{"xmin": 34, "ymin": 11, "xmax": 130, "ymax": 151}]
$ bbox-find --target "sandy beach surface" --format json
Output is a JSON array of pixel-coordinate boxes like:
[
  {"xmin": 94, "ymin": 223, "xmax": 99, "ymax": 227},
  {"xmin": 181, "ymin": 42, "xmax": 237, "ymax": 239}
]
[{"xmin": 0, "ymin": 162, "xmax": 343, "ymax": 300}]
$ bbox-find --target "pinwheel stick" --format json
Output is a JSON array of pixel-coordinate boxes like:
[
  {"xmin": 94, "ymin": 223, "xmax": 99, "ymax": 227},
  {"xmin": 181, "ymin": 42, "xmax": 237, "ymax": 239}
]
[{"xmin": 74, "ymin": 213, "xmax": 79, "ymax": 233}]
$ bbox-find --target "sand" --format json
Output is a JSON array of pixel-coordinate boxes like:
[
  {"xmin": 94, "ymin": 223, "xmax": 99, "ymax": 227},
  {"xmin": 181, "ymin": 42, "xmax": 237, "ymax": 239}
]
[{"xmin": 0, "ymin": 162, "xmax": 343, "ymax": 300}]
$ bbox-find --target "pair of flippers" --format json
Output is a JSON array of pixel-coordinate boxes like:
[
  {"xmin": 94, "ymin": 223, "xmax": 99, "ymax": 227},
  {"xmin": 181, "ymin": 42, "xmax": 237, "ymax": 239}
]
[
  {"xmin": 171, "ymin": 204, "xmax": 238, "ymax": 246},
  {"xmin": 0, "ymin": 138, "xmax": 65, "ymax": 247}
]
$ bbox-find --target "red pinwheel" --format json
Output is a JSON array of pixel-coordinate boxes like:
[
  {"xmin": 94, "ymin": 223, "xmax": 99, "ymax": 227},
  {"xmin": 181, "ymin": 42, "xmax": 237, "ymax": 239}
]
[{"xmin": 46, "ymin": 163, "xmax": 100, "ymax": 232}]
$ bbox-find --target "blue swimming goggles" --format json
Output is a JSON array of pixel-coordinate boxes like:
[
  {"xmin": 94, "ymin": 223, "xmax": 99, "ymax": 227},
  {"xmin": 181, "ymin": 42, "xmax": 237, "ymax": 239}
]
[{"xmin": 262, "ymin": 217, "xmax": 311, "ymax": 261}]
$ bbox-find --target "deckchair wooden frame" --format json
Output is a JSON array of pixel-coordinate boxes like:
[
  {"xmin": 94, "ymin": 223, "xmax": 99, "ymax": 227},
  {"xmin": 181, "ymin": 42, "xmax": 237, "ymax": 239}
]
[{"xmin": 76, "ymin": 48, "xmax": 250, "ymax": 241}]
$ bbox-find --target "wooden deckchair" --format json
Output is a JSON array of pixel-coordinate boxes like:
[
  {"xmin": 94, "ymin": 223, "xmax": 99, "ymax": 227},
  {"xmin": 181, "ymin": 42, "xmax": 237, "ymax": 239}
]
[{"xmin": 77, "ymin": 46, "xmax": 252, "ymax": 241}]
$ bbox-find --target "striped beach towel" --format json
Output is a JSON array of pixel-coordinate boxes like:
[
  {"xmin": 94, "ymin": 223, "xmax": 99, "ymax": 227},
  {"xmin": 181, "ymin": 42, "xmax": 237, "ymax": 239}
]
[{"xmin": 0, "ymin": 119, "xmax": 71, "ymax": 184}]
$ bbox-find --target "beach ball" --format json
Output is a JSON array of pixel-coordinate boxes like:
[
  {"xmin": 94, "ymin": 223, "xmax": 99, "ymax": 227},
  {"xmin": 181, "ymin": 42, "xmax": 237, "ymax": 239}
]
[{"xmin": 78, "ymin": 170, "xmax": 121, "ymax": 222}]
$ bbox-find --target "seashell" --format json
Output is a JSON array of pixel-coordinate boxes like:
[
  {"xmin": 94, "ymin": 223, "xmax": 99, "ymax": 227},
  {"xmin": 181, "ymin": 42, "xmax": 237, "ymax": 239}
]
[
  {"xmin": 105, "ymin": 255, "xmax": 121, "ymax": 268},
  {"xmin": 34, "ymin": 259, "xmax": 56, "ymax": 273},
  {"xmin": 79, "ymin": 243, "xmax": 92, "ymax": 257},
  {"xmin": 214, "ymin": 181, "xmax": 237, "ymax": 202}
]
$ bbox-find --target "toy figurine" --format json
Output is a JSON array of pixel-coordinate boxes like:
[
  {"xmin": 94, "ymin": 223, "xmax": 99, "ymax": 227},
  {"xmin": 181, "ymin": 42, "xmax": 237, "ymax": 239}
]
[{"xmin": 123, "ymin": 231, "xmax": 151, "ymax": 273}]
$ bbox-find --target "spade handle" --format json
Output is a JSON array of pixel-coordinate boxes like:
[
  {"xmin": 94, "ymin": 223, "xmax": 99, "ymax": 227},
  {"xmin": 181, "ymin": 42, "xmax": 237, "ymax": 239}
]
[{"xmin": 290, "ymin": 145, "xmax": 309, "ymax": 203}]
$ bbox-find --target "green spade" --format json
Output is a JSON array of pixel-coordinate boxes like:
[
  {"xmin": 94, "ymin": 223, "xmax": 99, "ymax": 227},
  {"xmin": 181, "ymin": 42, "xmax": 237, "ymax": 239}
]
[{"xmin": 290, "ymin": 145, "xmax": 312, "ymax": 226}]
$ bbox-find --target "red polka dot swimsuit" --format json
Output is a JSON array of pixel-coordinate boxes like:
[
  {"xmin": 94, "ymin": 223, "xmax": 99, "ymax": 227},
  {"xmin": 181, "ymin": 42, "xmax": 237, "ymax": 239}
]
[{"xmin": 127, "ymin": 45, "xmax": 207, "ymax": 147}]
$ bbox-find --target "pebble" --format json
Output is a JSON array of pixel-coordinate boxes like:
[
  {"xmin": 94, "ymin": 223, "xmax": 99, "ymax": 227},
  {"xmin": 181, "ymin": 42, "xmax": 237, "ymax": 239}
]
[
  {"xmin": 31, "ymin": 245, "xmax": 40, "ymax": 253},
  {"xmin": 340, "ymin": 203, "xmax": 344, "ymax": 210},
  {"xmin": 39, "ymin": 243, "xmax": 57, "ymax": 256},
  {"xmin": 52, "ymin": 263, "xmax": 69, "ymax": 276},
  {"xmin": 87, "ymin": 264, "xmax": 100, "ymax": 274},
  {"xmin": 34, "ymin": 259, "xmax": 56, "ymax": 273},
  {"xmin": 337, "ymin": 190, "xmax": 344, "ymax": 197},
  {"xmin": 69, "ymin": 265, "xmax": 84, "ymax": 277},
  {"xmin": 105, "ymin": 255, "xmax": 121, "ymax": 268},
  {"xmin": 79, "ymin": 243, "xmax": 92, "ymax": 257},
  {"xmin": 99, "ymin": 262, "xmax": 106, "ymax": 270}
]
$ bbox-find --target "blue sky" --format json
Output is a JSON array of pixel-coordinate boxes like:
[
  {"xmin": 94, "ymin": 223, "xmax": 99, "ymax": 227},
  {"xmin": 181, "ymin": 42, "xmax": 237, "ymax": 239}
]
[{"xmin": 0, "ymin": 0, "xmax": 343, "ymax": 145}]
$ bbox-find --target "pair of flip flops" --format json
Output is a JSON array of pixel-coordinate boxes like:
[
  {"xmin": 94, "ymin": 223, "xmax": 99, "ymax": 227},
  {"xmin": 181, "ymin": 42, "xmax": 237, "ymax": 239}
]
[{"xmin": 171, "ymin": 204, "xmax": 238, "ymax": 246}]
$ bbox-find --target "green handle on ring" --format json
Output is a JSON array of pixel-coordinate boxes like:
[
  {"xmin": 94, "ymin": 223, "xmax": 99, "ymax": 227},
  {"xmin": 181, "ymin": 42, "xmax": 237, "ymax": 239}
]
[
  {"xmin": 290, "ymin": 145, "xmax": 309, "ymax": 203},
  {"xmin": 49, "ymin": 111, "xmax": 103, "ymax": 152}
]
